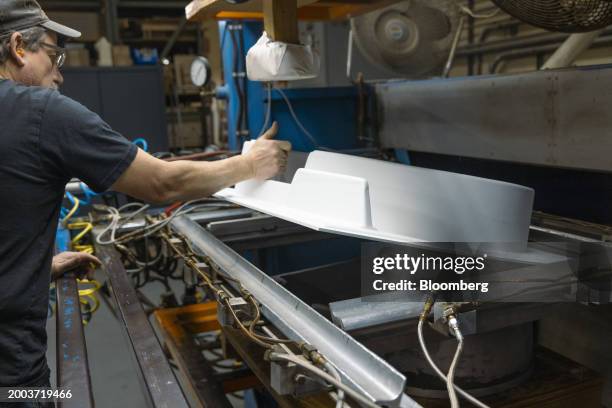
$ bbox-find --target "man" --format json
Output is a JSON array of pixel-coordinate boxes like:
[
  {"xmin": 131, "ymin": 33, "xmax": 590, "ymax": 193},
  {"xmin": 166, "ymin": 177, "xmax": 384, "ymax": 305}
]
[{"xmin": 0, "ymin": 0, "xmax": 290, "ymax": 398}]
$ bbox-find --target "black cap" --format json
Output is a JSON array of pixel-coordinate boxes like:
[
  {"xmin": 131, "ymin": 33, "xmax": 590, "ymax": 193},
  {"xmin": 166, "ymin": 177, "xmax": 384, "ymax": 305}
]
[{"xmin": 0, "ymin": 0, "xmax": 81, "ymax": 41}]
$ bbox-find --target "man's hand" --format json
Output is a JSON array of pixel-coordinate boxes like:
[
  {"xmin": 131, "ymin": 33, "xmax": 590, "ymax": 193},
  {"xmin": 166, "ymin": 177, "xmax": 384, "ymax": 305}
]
[
  {"xmin": 244, "ymin": 122, "xmax": 292, "ymax": 180},
  {"xmin": 110, "ymin": 122, "xmax": 293, "ymax": 204},
  {"xmin": 51, "ymin": 251, "xmax": 101, "ymax": 281}
]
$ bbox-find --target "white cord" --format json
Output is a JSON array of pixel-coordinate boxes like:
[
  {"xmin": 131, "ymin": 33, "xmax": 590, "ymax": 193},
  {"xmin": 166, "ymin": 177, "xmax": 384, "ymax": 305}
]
[
  {"xmin": 96, "ymin": 199, "xmax": 227, "ymax": 245},
  {"xmin": 323, "ymin": 361, "xmax": 345, "ymax": 408},
  {"xmin": 96, "ymin": 203, "xmax": 150, "ymax": 245},
  {"xmin": 273, "ymin": 87, "xmax": 320, "ymax": 149},
  {"xmin": 257, "ymin": 83, "xmax": 272, "ymax": 137},
  {"xmin": 446, "ymin": 317, "xmax": 464, "ymax": 408},
  {"xmin": 417, "ymin": 319, "xmax": 490, "ymax": 408},
  {"xmin": 269, "ymin": 353, "xmax": 381, "ymax": 408},
  {"xmin": 447, "ymin": 339, "xmax": 463, "ymax": 408}
]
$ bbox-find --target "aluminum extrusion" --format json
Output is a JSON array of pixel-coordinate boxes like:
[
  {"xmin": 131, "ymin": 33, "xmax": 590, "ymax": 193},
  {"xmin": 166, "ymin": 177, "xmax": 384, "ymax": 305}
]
[{"xmin": 170, "ymin": 216, "xmax": 416, "ymax": 407}]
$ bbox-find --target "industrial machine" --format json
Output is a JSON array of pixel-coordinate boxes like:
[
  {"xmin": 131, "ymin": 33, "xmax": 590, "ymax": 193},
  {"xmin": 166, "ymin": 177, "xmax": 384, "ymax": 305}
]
[{"xmin": 54, "ymin": 1, "xmax": 612, "ymax": 407}]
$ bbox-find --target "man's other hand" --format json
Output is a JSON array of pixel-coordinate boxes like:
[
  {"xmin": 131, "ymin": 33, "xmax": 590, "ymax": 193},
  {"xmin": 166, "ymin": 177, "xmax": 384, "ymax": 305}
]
[
  {"xmin": 245, "ymin": 122, "xmax": 292, "ymax": 180},
  {"xmin": 51, "ymin": 251, "xmax": 101, "ymax": 281}
]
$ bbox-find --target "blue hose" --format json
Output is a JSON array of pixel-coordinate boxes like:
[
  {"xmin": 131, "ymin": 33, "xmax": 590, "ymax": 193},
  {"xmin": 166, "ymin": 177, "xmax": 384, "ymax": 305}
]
[{"xmin": 133, "ymin": 138, "xmax": 149, "ymax": 152}]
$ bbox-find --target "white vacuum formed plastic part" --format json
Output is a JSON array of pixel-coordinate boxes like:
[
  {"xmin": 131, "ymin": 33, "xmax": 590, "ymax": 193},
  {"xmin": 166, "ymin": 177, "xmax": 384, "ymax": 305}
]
[{"xmin": 216, "ymin": 144, "xmax": 537, "ymax": 250}]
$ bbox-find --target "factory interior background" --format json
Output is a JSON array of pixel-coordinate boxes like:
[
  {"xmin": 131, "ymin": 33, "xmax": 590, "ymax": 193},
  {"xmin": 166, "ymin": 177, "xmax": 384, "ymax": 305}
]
[{"xmin": 18, "ymin": 0, "xmax": 612, "ymax": 407}]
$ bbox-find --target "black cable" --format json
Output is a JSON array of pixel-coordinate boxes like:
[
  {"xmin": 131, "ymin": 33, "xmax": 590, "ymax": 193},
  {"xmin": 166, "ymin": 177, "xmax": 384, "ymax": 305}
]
[
  {"xmin": 238, "ymin": 26, "xmax": 249, "ymax": 138},
  {"xmin": 228, "ymin": 23, "xmax": 249, "ymax": 146},
  {"xmin": 229, "ymin": 25, "xmax": 245, "ymax": 145}
]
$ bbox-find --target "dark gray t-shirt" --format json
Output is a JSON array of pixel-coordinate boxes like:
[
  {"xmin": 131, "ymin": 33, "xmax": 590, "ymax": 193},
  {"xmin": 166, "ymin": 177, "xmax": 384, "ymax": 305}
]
[{"xmin": 0, "ymin": 79, "xmax": 137, "ymax": 386}]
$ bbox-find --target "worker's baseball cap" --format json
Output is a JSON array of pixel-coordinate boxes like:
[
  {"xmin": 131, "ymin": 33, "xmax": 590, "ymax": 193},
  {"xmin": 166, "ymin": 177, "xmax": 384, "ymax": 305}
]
[{"xmin": 0, "ymin": 0, "xmax": 81, "ymax": 41}]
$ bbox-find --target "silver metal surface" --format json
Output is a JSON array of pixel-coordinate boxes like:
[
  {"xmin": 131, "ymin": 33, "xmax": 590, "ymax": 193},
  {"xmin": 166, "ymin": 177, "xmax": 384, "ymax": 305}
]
[
  {"xmin": 170, "ymin": 216, "xmax": 414, "ymax": 407},
  {"xmin": 94, "ymin": 241, "xmax": 190, "ymax": 408},
  {"xmin": 330, "ymin": 297, "xmax": 423, "ymax": 331},
  {"xmin": 542, "ymin": 30, "xmax": 605, "ymax": 70},
  {"xmin": 377, "ymin": 65, "xmax": 612, "ymax": 172}
]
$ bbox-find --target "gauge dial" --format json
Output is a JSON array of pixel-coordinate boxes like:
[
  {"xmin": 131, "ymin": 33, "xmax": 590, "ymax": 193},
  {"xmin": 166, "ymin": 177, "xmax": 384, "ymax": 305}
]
[{"xmin": 190, "ymin": 56, "xmax": 211, "ymax": 87}]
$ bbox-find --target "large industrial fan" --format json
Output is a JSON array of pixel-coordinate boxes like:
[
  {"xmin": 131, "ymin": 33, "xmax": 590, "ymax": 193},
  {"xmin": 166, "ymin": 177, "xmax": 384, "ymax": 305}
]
[
  {"xmin": 350, "ymin": 0, "xmax": 461, "ymax": 77},
  {"xmin": 491, "ymin": 0, "xmax": 612, "ymax": 33}
]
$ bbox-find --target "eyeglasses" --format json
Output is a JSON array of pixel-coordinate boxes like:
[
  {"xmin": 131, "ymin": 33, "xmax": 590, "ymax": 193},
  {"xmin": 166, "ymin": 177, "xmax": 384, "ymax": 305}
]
[{"xmin": 40, "ymin": 42, "xmax": 66, "ymax": 69}]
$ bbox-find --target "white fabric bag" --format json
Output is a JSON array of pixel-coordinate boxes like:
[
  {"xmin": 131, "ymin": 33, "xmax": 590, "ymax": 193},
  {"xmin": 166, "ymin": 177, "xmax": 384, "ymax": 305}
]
[{"xmin": 246, "ymin": 31, "xmax": 320, "ymax": 81}]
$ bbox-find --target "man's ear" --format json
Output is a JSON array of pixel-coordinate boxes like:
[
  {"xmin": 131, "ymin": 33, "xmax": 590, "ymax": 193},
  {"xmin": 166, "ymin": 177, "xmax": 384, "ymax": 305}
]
[{"xmin": 9, "ymin": 32, "xmax": 26, "ymax": 67}]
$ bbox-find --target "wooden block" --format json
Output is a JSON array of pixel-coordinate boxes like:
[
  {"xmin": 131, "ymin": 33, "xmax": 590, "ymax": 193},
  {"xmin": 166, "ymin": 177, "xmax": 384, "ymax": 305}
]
[{"xmin": 262, "ymin": 0, "xmax": 299, "ymax": 44}]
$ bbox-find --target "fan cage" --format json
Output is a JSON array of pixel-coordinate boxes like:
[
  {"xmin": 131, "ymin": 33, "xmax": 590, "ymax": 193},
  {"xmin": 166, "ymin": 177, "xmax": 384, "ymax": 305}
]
[{"xmin": 492, "ymin": 0, "xmax": 612, "ymax": 33}]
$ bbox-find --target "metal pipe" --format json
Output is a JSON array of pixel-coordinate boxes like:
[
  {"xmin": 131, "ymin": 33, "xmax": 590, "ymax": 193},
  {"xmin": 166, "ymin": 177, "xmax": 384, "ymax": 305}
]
[
  {"xmin": 160, "ymin": 16, "xmax": 189, "ymax": 61},
  {"xmin": 459, "ymin": 32, "xmax": 571, "ymax": 58},
  {"xmin": 119, "ymin": 1, "xmax": 188, "ymax": 8},
  {"xmin": 103, "ymin": 0, "xmax": 119, "ymax": 44},
  {"xmin": 490, "ymin": 34, "xmax": 612, "ymax": 73},
  {"xmin": 163, "ymin": 150, "xmax": 237, "ymax": 162},
  {"xmin": 461, "ymin": 27, "xmax": 612, "ymax": 60},
  {"xmin": 56, "ymin": 274, "xmax": 94, "ymax": 408},
  {"xmin": 476, "ymin": 21, "xmax": 520, "ymax": 74},
  {"xmin": 542, "ymin": 29, "xmax": 604, "ymax": 69},
  {"xmin": 170, "ymin": 216, "xmax": 412, "ymax": 407},
  {"xmin": 443, "ymin": 15, "xmax": 466, "ymax": 78},
  {"xmin": 346, "ymin": 27, "xmax": 355, "ymax": 83},
  {"xmin": 467, "ymin": 0, "xmax": 475, "ymax": 75}
]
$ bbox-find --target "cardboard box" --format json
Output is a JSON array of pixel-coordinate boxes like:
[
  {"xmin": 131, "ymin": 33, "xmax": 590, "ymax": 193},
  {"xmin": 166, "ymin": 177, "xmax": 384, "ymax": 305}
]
[
  {"xmin": 112, "ymin": 45, "xmax": 133, "ymax": 67},
  {"xmin": 65, "ymin": 48, "xmax": 90, "ymax": 67}
]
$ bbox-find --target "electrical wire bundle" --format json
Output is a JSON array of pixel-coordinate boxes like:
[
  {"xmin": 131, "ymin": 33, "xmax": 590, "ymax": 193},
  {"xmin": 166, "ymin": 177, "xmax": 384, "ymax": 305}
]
[
  {"xmin": 159, "ymin": 230, "xmax": 384, "ymax": 408},
  {"xmin": 95, "ymin": 199, "xmax": 234, "ymax": 246},
  {"xmin": 95, "ymin": 199, "xmax": 236, "ymax": 298}
]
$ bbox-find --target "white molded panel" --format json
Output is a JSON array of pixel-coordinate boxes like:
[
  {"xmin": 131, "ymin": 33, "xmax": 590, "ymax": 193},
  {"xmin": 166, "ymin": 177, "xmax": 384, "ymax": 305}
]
[{"xmin": 216, "ymin": 149, "xmax": 535, "ymax": 248}]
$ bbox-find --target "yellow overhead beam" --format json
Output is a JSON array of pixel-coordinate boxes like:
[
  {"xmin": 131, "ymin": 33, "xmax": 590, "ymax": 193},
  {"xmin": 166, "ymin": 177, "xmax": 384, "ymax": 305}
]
[
  {"xmin": 186, "ymin": 0, "xmax": 402, "ymax": 22},
  {"xmin": 185, "ymin": 0, "xmax": 317, "ymax": 22}
]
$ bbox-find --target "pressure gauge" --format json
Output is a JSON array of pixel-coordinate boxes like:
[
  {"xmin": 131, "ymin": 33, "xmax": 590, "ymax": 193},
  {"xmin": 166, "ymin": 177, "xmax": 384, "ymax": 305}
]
[{"xmin": 190, "ymin": 56, "xmax": 211, "ymax": 87}]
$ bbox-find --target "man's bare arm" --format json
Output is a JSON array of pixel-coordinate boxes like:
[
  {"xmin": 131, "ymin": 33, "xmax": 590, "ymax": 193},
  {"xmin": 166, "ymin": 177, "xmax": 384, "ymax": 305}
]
[{"xmin": 111, "ymin": 122, "xmax": 291, "ymax": 204}]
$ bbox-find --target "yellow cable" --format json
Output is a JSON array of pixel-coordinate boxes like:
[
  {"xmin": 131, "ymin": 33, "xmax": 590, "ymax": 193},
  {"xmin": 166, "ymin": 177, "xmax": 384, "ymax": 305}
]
[
  {"xmin": 61, "ymin": 195, "xmax": 80, "ymax": 225},
  {"xmin": 68, "ymin": 221, "xmax": 92, "ymax": 245},
  {"xmin": 67, "ymin": 220, "xmax": 101, "ymax": 325},
  {"xmin": 76, "ymin": 279, "xmax": 101, "ymax": 297}
]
